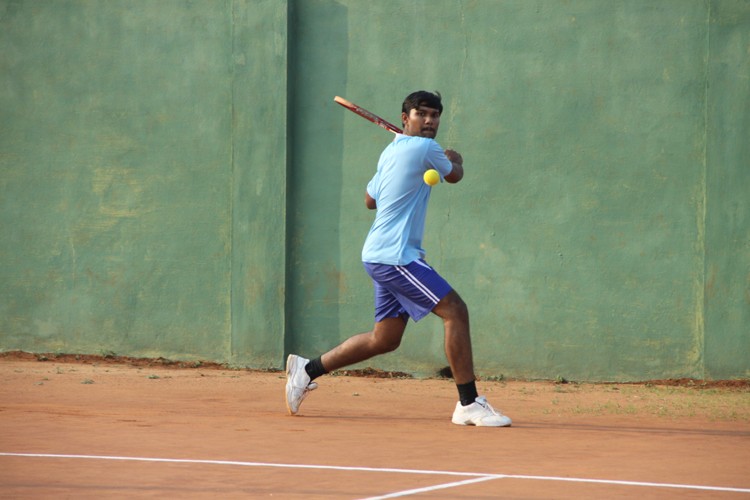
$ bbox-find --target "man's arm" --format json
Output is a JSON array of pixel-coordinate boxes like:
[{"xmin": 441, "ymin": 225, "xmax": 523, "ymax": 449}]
[
  {"xmin": 443, "ymin": 149, "xmax": 464, "ymax": 184},
  {"xmin": 365, "ymin": 191, "xmax": 377, "ymax": 210}
]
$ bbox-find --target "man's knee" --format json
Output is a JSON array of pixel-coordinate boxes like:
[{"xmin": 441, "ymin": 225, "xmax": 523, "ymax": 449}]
[
  {"xmin": 371, "ymin": 317, "xmax": 406, "ymax": 353},
  {"xmin": 376, "ymin": 335, "xmax": 402, "ymax": 353},
  {"xmin": 436, "ymin": 290, "xmax": 469, "ymax": 322}
]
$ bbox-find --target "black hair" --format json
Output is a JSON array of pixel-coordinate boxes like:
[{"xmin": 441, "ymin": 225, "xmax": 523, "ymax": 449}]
[{"xmin": 401, "ymin": 90, "xmax": 443, "ymax": 115}]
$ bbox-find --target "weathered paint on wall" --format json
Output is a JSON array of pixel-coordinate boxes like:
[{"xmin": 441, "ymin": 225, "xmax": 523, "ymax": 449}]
[
  {"xmin": 1, "ymin": 0, "xmax": 234, "ymax": 361},
  {"xmin": 230, "ymin": 0, "xmax": 289, "ymax": 368},
  {"xmin": 1, "ymin": 0, "xmax": 747, "ymax": 380},
  {"xmin": 704, "ymin": 0, "xmax": 750, "ymax": 380}
]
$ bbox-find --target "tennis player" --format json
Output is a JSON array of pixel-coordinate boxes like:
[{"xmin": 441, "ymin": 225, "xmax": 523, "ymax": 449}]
[{"xmin": 286, "ymin": 91, "xmax": 511, "ymax": 427}]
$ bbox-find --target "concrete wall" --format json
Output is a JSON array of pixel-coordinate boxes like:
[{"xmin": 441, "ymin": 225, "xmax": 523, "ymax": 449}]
[
  {"xmin": 1, "ymin": 0, "xmax": 747, "ymax": 380},
  {"xmin": 704, "ymin": 0, "xmax": 750, "ymax": 379}
]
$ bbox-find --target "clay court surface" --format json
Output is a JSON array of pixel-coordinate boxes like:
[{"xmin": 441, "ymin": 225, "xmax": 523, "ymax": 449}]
[{"xmin": 1, "ymin": 353, "xmax": 748, "ymax": 499}]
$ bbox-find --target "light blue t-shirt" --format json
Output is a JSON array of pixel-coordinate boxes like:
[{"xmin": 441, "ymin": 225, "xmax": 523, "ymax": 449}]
[{"xmin": 361, "ymin": 134, "xmax": 454, "ymax": 265}]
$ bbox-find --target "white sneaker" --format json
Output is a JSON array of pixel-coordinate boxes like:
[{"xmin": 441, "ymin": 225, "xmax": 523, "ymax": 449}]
[
  {"xmin": 285, "ymin": 354, "xmax": 318, "ymax": 415},
  {"xmin": 452, "ymin": 396, "xmax": 512, "ymax": 427}
]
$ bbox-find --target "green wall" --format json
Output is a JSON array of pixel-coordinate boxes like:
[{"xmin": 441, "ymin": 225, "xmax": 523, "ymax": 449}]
[
  {"xmin": 0, "ymin": 0, "xmax": 289, "ymax": 366},
  {"xmin": 1, "ymin": 0, "xmax": 747, "ymax": 380},
  {"xmin": 704, "ymin": 0, "xmax": 750, "ymax": 379},
  {"xmin": 1, "ymin": 0, "xmax": 235, "ymax": 361}
]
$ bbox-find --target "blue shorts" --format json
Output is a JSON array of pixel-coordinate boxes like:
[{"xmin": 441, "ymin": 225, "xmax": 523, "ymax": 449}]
[{"xmin": 363, "ymin": 259, "xmax": 453, "ymax": 323}]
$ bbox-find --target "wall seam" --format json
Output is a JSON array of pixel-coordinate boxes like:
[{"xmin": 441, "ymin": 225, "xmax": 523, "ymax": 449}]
[
  {"xmin": 698, "ymin": 0, "xmax": 711, "ymax": 380},
  {"xmin": 283, "ymin": 0, "xmax": 294, "ymax": 361},
  {"xmin": 229, "ymin": 0, "xmax": 237, "ymax": 364}
]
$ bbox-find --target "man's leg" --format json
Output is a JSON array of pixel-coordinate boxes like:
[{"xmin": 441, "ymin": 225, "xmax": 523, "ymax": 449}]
[
  {"xmin": 432, "ymin": 289, "xmax": 512, "ymax": 427},
  {"xmin": 321, "ymin": 316, "xmax": 407, "ymax": 372},
  {"xmin": 285, "ymin": 316, "xmax": 406, "ymax": 415},
  {"xmin": 431, "ymin": 290, "xmax": 474, "ymax": 384}
]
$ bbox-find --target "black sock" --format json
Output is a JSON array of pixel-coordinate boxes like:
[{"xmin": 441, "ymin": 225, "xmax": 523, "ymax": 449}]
[
  {"xmin": 457, "ymin": 380, "xmax": 478, "ymax": 406},
  {"xmin": 304, "ymin": 356, "xmax": 328, "ymax": 381}
]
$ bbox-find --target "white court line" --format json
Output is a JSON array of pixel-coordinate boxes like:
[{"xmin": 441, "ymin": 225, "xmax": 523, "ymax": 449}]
[
  {"xmin": 1, "ymin": 452, "xmax": 749, "ymax": 495},
  {"xmin": 360, "ymin": 476, "xmax": 499, "ymax": 499}
]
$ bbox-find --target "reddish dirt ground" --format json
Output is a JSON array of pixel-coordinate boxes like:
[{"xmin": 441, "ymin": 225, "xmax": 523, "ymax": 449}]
[{"xmin": 1, "ymin": 352, "xmax": 748, "ymax": 499}]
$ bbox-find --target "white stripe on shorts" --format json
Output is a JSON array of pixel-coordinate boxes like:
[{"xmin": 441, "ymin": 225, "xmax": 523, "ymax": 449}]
[
  {"xmin": 395, "ymin": 264, "xmax": 440, "ymax": 304},
  {"xmin": 412, "ymin": 259, "xmax": 432, "ymax": 270}
]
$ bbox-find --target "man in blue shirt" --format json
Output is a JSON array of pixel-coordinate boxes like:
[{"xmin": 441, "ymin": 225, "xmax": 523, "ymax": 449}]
[{"xmin": 286, "ymin": 91, "xmax": 511, "ymax": 427}]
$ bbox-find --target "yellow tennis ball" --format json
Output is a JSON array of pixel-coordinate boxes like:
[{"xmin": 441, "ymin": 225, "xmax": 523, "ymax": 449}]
[{"xmin": 423, "ymin": 169, "xmax": 440, "ymax": 186}]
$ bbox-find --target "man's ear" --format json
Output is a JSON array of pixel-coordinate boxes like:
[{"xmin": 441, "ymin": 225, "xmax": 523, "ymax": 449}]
[{"xmin": 401, "ymin": 111, "xmax": 409, "ymax": 127}]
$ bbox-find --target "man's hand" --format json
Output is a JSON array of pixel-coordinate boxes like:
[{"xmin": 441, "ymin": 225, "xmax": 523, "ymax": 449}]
[
  {"xmin": 445, "ymin": 149, "xmax": 463, "ymax": 165},
  {"xmin": 444, "ymin": 149, "xmax": 464, "ymax": 183}
]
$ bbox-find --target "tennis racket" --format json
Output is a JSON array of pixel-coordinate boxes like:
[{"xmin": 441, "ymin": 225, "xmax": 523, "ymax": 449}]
[{"xmin": 334, "ymin": 96, "xmax": 402, "ymax": 134}]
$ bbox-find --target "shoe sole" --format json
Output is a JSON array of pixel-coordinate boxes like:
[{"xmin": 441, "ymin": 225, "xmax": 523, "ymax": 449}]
[
  {"xmin": 452, "ymin": 418, "xmax": 512, "ymax": 427},
  {"xmin": 451, "ymin": 420, "xmax": 512, "ymax": 427}
]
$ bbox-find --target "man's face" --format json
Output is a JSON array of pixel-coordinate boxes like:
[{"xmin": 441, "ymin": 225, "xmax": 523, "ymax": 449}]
[{"xmin": 402, "ymin": 106, "xmax": 441, "ymax": 138}]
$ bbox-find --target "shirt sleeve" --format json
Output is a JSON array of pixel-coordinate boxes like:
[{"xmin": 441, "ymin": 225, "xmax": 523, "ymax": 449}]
[
  {"xmin": 366, "ymin": 171, "xmax": 379, "ymax": 199},
  {"xmin": 425, "ymin": 140, "xmax": 454, "ymax": 178}
]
